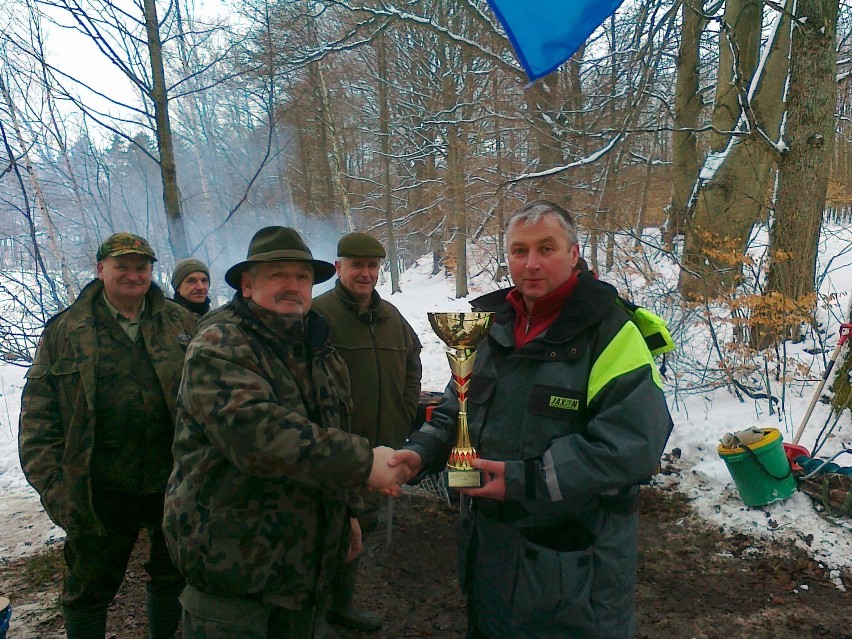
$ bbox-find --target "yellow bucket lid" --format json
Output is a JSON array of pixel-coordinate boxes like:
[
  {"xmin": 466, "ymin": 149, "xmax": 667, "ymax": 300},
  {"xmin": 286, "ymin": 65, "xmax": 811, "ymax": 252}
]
[{"xmin": 717, "ymin": 428, "xmax": 781, "ymax": 456}]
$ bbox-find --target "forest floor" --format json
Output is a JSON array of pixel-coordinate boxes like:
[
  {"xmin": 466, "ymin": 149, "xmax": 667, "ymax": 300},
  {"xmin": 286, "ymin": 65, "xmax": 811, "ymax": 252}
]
[{"xmin": 1, "ymin": 481, "xmax": 850, "ymax": 639}]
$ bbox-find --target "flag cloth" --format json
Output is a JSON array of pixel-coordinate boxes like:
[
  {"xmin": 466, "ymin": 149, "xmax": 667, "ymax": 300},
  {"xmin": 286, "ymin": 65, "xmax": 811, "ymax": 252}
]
[{"xmin": 486, "ymin": 0, "xmax": 626, "ymax": 81}]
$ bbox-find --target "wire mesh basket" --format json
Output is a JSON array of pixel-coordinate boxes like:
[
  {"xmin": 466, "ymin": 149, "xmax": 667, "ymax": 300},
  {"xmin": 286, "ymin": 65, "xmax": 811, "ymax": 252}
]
[{"xmin": 401, "ymin": 472, "xmax": 451, "ymax": 506}]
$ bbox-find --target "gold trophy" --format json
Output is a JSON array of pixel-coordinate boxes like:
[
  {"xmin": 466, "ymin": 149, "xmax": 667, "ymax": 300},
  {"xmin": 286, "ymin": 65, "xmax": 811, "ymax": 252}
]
[{"xmin": 427, "ymin": 312, "xmax": 494, "ymax": 488}]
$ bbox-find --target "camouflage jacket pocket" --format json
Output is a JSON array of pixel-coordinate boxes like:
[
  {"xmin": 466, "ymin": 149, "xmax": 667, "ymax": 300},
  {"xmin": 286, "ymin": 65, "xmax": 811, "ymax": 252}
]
[{"xmin": 202, "ymin": 506, "xmax": 309, "ymax": 597}]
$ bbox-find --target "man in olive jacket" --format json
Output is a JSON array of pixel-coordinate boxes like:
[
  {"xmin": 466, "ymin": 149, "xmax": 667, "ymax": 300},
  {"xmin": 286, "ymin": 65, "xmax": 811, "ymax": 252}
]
[
  {"xmin": 163, "ymin": 226, "xmax": 408, "ymax": 639},
  {"xmin": 312, "ymin": 232, "xmax": 422, "ymax": 636},
  {"xmin": 392, "ymin": 202, "xmax": 673, "ymax": 639},
  {"xmin": 19, "ymin": 233, "xmax": 198, "ymax": 639}
]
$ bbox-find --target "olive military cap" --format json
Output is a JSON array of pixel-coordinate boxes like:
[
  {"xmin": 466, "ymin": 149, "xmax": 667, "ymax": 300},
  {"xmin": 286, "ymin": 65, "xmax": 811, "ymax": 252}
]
[
  {"xmin": 225, "ymin": 226, "xmax": 336, "ymax": 289},
  {"xmin": 337, "ymin": 232, "xmax": 386, "ymax": 258},
  {"xmin": 96, "ymin": 232, "xmax": 157, "ymax": 262}
]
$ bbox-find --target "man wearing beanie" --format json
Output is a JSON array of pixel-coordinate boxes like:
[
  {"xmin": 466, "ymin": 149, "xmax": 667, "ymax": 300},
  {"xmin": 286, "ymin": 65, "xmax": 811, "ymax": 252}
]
[
  {"xmin": 20, "ymin": 232, "xmax": 197, "ymax": 638},
  {"xmin": 171, "ymin": 258, "xmax": 211, "ymax": 317},
  {"xmin": 312, "ymin": 232, "xmax": 422, "ymax": 637}
]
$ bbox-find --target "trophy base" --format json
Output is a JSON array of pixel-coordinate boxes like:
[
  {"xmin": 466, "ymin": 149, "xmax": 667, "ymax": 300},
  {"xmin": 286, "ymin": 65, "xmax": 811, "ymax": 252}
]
[{"xmin": 445, "ymin": 468, "xmax": 483, "ymax": 489}]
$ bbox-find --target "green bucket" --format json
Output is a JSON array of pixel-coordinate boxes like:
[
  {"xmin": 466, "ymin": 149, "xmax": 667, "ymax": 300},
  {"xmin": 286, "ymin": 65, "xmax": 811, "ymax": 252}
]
[{"xmin": 717, "ymin": 428, "xmax": 796, "ymax": 507}]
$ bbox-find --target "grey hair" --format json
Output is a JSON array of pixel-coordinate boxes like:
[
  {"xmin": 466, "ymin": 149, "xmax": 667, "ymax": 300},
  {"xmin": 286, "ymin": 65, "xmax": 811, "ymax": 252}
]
[{"xmin": 506, "ymin": 200, "xmax": 578, "ymax": 246}]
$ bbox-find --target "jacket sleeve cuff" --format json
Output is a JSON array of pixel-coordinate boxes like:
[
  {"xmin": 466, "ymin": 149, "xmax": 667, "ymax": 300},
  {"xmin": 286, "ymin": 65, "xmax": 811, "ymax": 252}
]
[
  {"xmin": 347, "ymin": 488, "xmax": 366, "ymax": 516},
  {"xmin": 503, "ymin": 460, "xmax": 527, "ymax": 503}
]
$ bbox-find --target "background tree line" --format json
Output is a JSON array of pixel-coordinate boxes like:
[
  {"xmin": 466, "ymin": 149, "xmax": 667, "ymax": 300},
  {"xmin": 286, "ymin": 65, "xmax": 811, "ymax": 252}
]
[{"xmin": 2, "ymin": 0, "xmax": 852, "ymax": 369}]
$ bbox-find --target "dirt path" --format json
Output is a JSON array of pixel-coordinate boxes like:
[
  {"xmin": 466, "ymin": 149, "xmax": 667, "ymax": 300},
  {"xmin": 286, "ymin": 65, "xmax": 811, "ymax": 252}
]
[{"xmin": 1, "ymin": 484, "xmax": 849, "ymax": 638}]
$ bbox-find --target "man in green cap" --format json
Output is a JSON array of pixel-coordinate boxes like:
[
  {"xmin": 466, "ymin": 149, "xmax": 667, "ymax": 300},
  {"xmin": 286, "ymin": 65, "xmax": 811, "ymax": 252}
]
[
  {"xmin": 19, "ymin": 232, "xmax": 198, "ymax": 639},
  {"xmin": 312, "ymin": 231, "xmax": 422, "ymax": 637},
  {"xmin": 163, "ymin": 226, "xmax": 409, "ymax": 639},
  {"xmin": 171, "ymin": 257, "xmax": 212, "ymax": 317}
]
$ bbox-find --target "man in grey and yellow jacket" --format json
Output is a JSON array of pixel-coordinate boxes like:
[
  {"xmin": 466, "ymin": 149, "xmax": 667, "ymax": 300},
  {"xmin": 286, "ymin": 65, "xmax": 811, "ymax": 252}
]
[
  {"xmin": 19, "ymin": 232, "xmax": 197, "ymax": 639},
  {"xmin": 163, "ymin": 226, "xmax": 408, "ymax": 639},
  {"xmin": 312, "ymin": 232, "xmax": 422, "ymax": 636},
  {"xmin": 391, "ymin": 201, "xmax": 673, "ymax": 639}
]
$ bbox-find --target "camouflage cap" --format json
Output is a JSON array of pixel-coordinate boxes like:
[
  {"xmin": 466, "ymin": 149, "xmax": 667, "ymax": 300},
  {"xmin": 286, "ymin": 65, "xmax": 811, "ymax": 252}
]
[
  {"xmin": 97, "ymin": 232, "xmax": 157, "ymax": 262},
  {"xmin": 337, "ymin": 232, "xmax": 386, "ymax": 258}
]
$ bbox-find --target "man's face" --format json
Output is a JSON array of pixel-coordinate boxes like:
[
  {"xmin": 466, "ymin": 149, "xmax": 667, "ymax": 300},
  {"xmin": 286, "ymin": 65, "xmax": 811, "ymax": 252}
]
[
  {"xmin": 178, "ymin": 271, "xmax": 210, "ymax": 303},
  {"xmin": 336, "ymin": 257, "xmax": 380, "ymax": 303},
  {"xmin": 97, "ymin": 254, "xmax": 153, "ymax": 303},
  {"xmin": 241, "ymin": 261, "xmax": 314, "ymax": 315},
  {"xmin": 507, "ymin": 216, "xmax": 579, "ymax": 309}
]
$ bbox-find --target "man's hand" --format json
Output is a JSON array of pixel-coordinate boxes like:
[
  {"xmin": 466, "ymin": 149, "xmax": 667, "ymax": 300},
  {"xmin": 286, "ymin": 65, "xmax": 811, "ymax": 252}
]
[
  {"xmin": 345, "ymin": 517, "xmax": 362, "ymax": 563},
  {"xmin": 368, "ymin": 446, "xmax": 408, "ymax": 496},
  {"xmin": 388, "ymin": 449, "xmax": 423, "ymax": 483},
  {"xmin": 458, "ymin": 458, "xmax": 506, "ymax": 501}
]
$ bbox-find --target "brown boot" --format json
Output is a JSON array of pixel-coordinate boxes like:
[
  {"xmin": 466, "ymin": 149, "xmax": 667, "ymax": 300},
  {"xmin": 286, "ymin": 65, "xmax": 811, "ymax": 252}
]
[{"xmin": 326, "ymin": 559, "xmax": 381, "ymax": 632}]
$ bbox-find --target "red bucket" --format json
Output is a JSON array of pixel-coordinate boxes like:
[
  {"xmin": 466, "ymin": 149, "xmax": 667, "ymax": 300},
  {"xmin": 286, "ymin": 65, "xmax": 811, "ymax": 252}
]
[{"xmin": 783, "ymin": 443, "xmax": 810, "ymax": 471}]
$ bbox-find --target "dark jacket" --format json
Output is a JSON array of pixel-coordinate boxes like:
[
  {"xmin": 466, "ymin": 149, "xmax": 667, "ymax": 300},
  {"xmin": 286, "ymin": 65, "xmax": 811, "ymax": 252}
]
[
  {"xmin": 163, "ymin": 296, "xmax": 374, "ymax": 609},
  {"xmin": 173, "ymin": 292, "xmax": 211, "ymax": 317},
  {"xmin": 18, "ymin": 280, "xmax": 197, "ymax": 536},
  {"xmin": 406, "ymin": 272, "xmax": 673, "ymax": 639},
  {"xmin": 313, "ymin": 281, "xmax": 422, "ymax": 448}
]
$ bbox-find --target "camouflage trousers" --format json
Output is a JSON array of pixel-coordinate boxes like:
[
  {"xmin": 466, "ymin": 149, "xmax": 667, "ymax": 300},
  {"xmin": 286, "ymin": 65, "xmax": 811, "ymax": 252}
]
[
  {"xmin": 180, "ymin": 585, "xmax": 315, "ymax": 639},
  {"xmin": 62, "ymin": 490, "xmax": 183, "ymax": 610}
]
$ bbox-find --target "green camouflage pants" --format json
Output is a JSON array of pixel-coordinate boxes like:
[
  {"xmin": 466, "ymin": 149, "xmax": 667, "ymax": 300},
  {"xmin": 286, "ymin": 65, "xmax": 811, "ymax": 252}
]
[
  {"xmin": 180, "ymin": 585, "xmax": 315, "ymax": 639},
  {"xmin": 62, "ymin": 491, "xmax": 183, "ymax": 610}
]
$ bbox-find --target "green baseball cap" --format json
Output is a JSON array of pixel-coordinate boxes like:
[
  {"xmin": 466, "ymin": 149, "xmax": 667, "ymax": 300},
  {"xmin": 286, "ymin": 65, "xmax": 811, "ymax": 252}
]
[{"xmin": 97, "ymin": 232, "xmax": 157, "ymax": 262}]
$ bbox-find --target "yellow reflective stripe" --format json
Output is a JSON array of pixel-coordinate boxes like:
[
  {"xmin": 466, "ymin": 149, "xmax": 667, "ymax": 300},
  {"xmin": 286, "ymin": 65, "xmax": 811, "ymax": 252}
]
[{"xmin": 588, "ymin": 322, "xmax": 662, "ymax": 404}]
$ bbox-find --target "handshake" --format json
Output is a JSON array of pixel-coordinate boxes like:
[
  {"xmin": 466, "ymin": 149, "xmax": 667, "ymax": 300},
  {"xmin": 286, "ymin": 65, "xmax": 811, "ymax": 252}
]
[{"xmin": 367, "ymin": 446, "xmax": 423, "ymax": 497}]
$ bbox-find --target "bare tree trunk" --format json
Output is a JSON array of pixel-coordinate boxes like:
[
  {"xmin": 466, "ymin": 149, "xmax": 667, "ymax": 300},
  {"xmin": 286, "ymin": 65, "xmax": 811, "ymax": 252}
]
[
  {"xmin": 493, "ymin": 71, "xmax": 508, "ymax": 283},
  {"xmin": 636, "ymin": 151, "xmax": 653, "ymax": 248},
  {"xmin": 376, "ymin": 31, "xmax": 400, "ymax": 293},
  {"xmin": 680, "ymin": 3, "xmax": 792, "ymax": 298},
  {"xmin": 667, "ymin": 0, "xmax": 706, "ymax": 243},
  {"xmin": 316, "ymin": 61, "xmax": 354, "ymax": 232},
  {"xmin": 524, "ymin": 72, "xmax": 565, "ymax": 204},
  {"xmin": 142, "ymin": 0, "xmax": 189, "ymax": 258},
  {"xmin": 174, "ymin": 0, "xmax": 215, "ymax": 221},
  {"xmin": 710, "ymin": 0, "xmax": 763, "ymax": 152},
  {"xmin": 450, "ymin": 122, "xmax": 468, "ymax": 298},
  {"xmin": 764, "ymin": 0, "xmax": 839, "ymax": 340}
]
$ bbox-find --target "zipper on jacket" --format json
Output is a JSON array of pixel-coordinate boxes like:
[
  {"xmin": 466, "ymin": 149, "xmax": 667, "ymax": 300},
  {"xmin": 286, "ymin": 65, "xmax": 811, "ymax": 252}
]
[
  {"xmin": 524, "ymin": 312, "xmax": 531, "ymax": 335},
  {"xmin": 367, "ymin": 314, "xmax": 383, "ymax": 434}
]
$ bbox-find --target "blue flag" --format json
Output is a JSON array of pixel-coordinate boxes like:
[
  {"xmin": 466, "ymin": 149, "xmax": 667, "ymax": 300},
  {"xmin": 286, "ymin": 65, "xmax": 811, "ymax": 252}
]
[{"xmin": 487, "ymin": 0, "xmax": 626, "ymax": 81}]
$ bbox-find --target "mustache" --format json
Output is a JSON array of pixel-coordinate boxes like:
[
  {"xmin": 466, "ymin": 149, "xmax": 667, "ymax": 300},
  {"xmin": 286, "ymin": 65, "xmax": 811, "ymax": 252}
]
[{"xmin": 274, "ymin": 292, "xmax": 304, "ymax": 304}]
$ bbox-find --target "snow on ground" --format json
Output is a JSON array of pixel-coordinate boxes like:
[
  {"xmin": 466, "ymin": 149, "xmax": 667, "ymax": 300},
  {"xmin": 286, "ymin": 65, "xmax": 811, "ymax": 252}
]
[
  {"xmin": 0, "ymin": 365, "xmax": 64, "ymax": 559},
  {"xmin": 1, "ymin": 240, "xmax": 851, "ymax": 587}
]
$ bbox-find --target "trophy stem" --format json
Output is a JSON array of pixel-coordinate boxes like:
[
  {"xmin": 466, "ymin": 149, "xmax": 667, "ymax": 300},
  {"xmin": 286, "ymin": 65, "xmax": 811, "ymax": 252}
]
[
  {"xmin": 448, "ymin": 411, "xmax": 477, "ymax": 471},
  {"xmin": 447, "ymin": 348, "xmax": 478, "ymax": 472}
]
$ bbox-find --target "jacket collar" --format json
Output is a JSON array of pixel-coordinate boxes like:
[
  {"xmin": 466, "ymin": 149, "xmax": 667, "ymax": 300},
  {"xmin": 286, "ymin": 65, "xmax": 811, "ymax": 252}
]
[
  {"xmin": 471, "ymin": 271, "xmax": 618, "ymax": 344},
  {"xmin": 228, "ymin": 293, "xmax": 329, "ymax": 349},
  {"xmin": 65, "ymin": 279, "xmax": 167, "ymax": 331},
  {"xmin": 332, "ymin": 279, "xmax": 385, "ymax": 321}
]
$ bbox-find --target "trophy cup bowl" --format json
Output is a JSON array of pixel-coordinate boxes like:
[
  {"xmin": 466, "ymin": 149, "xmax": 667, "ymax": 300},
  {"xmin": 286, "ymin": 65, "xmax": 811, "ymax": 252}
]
[
  {"xmin": 428, "ymin": 312, "xmax": 495, "ymax": 349},
  {"xmin": 427, "ymin": 311, "xmax": 493, "ymax": 488}
]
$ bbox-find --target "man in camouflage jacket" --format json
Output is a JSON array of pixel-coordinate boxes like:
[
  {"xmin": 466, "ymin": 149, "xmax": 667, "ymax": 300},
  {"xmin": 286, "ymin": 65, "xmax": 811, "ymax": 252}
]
[
  {"xmin": 163, "ymin": 226, "xmax": 407, "ymax": 639},
  {"xmin": 19, "ymin": 233, "xmax": 198, "ymax": 639}
]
